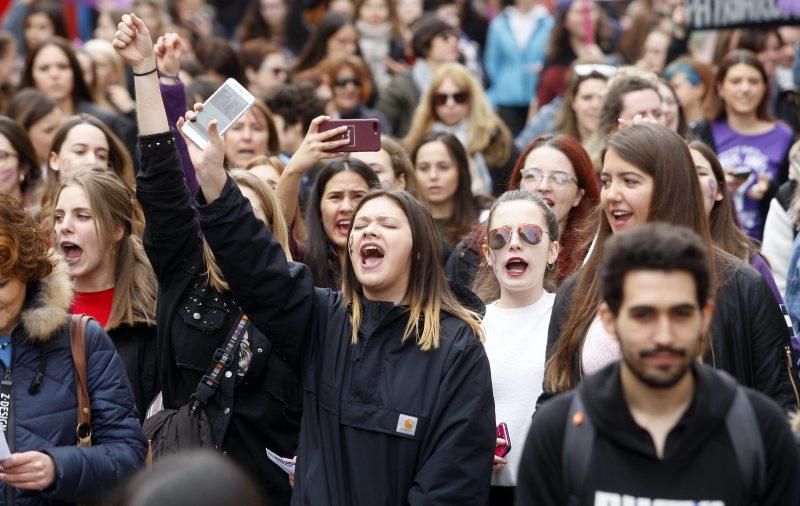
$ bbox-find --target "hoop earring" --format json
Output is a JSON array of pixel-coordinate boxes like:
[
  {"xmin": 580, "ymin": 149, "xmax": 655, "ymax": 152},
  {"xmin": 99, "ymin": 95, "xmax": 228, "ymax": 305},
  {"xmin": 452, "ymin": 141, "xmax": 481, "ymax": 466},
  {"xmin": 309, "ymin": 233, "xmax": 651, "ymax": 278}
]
[{"xmin": 546, "ymin": 262, "xmax": 555, "ymax": 271}]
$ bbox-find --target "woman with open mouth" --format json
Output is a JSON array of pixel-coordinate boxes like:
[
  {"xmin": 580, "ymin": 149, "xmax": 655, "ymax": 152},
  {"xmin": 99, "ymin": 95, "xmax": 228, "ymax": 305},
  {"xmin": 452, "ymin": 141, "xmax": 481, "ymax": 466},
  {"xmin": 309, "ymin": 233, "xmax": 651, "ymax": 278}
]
[
  {"xmin": 186, "ymin": 135, "xmax": 495, "ymax": 503},
  {"xmin": 276, "ymin": 126, "xmax": 382, "ymax": 289},
  {"xmin": 51, "ymin": 168, "xmax": 158, "ymax": 420},
  {"xmin": 542, "ymin": 122, "xmax": 798, "ymax": 412},
  {"xmin": 472, "ymin": 190, "xmax": 560, "ymax": 505},
  {"xmin": 446, "ymin": 133, "xmax": 599, "ymax": 290}
]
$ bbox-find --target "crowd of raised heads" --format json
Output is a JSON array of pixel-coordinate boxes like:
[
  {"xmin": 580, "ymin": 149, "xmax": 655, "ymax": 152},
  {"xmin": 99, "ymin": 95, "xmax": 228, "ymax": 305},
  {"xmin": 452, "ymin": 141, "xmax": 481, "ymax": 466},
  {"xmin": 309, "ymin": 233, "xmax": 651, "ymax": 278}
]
[{"xmin": 0, "ymin": 0, "xmax": 799, "ymax": 505}]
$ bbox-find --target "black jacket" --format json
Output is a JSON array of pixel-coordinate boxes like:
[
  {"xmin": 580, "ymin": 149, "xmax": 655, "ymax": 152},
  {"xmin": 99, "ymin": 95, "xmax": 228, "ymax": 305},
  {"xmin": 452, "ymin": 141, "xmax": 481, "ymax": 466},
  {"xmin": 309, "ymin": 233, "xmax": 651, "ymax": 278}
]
[
  {"xmin": 517, "ymin": 362, "xmax": 800, "ymax": 505},
  {"xmin": 544, "ymin": 254, "xmax": 799, "ymax": 411},
  {"xmin": 136, "ymin": 133, "xmax": 301, "ymax": 504},
  {"xmin": 107, "ymin": 322, "xmax": 158, "ymax": 421},
  {"xmin": 198, "ymin": 176, "xmax": 496, "ymax": 505}
]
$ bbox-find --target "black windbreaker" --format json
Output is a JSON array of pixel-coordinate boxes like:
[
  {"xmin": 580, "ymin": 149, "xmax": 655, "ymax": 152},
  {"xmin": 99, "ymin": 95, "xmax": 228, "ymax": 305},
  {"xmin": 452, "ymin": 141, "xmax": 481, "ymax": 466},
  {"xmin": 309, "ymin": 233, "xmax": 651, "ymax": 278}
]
[
  {"xmin": 517, "ymin": 362, "xmax": 800, "ymax": 505},
  {"xmin": 198, "ymin": 175, "xmax": 496, "ymax": 505}
]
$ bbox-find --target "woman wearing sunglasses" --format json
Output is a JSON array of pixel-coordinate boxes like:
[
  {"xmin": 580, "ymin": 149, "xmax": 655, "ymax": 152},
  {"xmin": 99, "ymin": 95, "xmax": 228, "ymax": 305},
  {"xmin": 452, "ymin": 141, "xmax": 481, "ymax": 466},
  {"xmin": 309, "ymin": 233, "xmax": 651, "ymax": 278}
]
[
  {"xmin": 404, "ymin": 62, "xmax": 517, "ymax": 197},
  {"xmin": 472, "ymin": 190, "xmax": 559, "ymax": 506},
  {"xmin": 322, "ymin": 54, "xmax": 392, "ymax": 135},
  {"xmin": 447, "ymin": 134, "xmax": 599, "ymax": 290},
  {"xmin": 542, "ymin": 122, "xmax": 797, "ymax": 411}
]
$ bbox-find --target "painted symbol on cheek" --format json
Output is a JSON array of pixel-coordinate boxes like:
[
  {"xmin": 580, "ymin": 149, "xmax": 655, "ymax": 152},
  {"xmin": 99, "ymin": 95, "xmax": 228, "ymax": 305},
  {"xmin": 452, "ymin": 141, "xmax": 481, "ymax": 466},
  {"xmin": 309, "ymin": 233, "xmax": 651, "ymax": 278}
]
[{"xmin": 706, "ymin": 178, "xmax": 718, "ymax": 207}]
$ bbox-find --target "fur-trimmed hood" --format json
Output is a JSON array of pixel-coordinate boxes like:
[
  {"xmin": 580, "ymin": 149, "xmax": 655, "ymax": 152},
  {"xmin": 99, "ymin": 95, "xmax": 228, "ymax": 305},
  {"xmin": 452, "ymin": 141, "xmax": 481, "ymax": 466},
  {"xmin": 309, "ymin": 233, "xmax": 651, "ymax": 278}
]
[{"xmin": 19, "ymin": 256, "xmax": 73, "ymax": 342}]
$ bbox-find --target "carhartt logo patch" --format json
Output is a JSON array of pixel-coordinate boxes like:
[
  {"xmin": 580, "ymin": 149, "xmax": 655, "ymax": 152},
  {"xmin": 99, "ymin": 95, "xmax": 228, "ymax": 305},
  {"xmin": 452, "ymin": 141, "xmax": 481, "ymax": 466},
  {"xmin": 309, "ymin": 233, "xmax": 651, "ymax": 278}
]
[{"xmin": 396, "ymin": 414, "xmax": 418, "ymax": 436}]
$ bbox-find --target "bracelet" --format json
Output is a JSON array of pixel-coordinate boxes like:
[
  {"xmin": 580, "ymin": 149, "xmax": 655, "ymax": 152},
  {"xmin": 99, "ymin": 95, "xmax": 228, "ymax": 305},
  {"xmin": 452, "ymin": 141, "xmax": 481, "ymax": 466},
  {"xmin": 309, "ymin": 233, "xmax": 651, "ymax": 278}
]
[{"xmin": 132, "ymin": 67, "xmax": 158, "ymax": 77}]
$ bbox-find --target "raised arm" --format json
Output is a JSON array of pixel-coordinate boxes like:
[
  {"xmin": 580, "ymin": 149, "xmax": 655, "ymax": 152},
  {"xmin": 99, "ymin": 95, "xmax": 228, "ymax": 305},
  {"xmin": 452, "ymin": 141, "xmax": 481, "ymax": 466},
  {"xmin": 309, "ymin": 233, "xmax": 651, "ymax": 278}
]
[
  {"xmin": 276, "ymin": 116, "xmax": 349, "ymax": 226},
  {"xmin": 113, "ymin": 14, "xmax": 168, "ymax": 135},
  {"xmin": 113, "ymin": 15, "xmax": 199, "ymax": 281},
  {"xmin": 175, "ymin": 108, "xmax": 327, "ymax": 368}
]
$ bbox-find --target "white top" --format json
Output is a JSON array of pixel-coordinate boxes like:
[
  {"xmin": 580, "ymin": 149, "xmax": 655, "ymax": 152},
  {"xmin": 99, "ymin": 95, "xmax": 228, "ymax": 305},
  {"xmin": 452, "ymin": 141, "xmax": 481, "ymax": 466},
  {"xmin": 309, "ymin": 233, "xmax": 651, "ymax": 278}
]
[
  {"xmin": 581, "ymin": 314, "xmax": 621, "ymax": 377},
  {"xmin": 506, "ymin": 5, "xmax": 549, "ymax": 50},
  {"xmin": 482, "ymin": 292, "xmax": 555, "ymax": 486},
  {"xmin": 762, "ymin": 197, "xmax": 794, "ymax": 295}
]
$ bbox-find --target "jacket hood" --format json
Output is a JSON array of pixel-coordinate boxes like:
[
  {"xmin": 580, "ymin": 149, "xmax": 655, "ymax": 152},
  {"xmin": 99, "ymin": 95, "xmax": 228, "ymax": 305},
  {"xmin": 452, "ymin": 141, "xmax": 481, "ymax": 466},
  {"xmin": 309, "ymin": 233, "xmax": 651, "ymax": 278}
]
[
  {"xmin": 579, "ymin": 362, "xmax": 738, "ymax": 461},
  {"xmin": 20, "ymin": 256, "xmax": 73, "ymax": 342}
]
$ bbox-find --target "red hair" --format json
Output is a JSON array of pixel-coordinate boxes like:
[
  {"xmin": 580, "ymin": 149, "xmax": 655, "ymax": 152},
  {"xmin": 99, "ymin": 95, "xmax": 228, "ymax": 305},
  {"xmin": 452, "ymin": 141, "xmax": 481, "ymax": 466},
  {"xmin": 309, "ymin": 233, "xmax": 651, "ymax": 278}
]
[{"xmin": 507, "ymin": 134, "xmax": 600, "ymax": 282}]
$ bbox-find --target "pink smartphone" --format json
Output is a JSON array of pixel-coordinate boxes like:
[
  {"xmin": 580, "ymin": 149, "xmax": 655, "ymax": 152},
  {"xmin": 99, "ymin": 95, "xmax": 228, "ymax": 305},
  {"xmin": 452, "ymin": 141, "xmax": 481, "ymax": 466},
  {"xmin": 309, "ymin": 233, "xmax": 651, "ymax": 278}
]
[
  {"xmin": 319, "ymin": 118, "xmax": 382, "ymax": 152},
  {"xmin": 495, "ymin": 422, "xmax": 511, "ymax": 458}
]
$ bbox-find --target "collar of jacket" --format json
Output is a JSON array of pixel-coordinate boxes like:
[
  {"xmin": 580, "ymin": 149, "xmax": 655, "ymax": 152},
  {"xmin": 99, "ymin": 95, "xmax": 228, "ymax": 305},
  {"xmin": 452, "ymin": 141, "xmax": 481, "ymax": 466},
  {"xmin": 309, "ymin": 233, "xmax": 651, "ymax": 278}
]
[
  {"xmin": 578, "ymin": 361, "xmax": 737, "ymax": 460},
  {"xmin": 18, "ymin": 256, "xmax": 73, "ymax": 343}
]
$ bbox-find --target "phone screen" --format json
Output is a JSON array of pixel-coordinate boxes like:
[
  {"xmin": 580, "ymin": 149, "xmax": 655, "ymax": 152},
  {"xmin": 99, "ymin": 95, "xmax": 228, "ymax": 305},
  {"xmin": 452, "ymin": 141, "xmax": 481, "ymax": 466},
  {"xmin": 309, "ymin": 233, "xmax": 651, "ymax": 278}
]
[{"xmin": 187, "ymin": 82, "xmax": 253, "ymax": 143}]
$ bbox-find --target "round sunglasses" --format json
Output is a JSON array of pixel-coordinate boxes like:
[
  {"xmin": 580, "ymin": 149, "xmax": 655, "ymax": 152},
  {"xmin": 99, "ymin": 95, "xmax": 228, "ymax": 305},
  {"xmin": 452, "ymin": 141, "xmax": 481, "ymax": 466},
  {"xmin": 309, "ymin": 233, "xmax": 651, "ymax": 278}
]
[{"xmin": 487, "ymin": 224, "xmax": 552, "ymax": 250}]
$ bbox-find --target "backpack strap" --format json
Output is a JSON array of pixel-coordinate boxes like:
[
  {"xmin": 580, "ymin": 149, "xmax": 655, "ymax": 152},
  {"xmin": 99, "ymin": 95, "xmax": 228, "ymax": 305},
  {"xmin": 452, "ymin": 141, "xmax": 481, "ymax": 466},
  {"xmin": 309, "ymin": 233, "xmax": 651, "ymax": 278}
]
[
  {"xmin": 563, "ymin": 392, "xmax": 595, "ymax": 505},
  {"xmin": 725, "ymin": 385, "xmax": 766, "ymax": 504},
  {"xmin": 69, "ymin": 314, "xmax": 92, "ymax": 448}
]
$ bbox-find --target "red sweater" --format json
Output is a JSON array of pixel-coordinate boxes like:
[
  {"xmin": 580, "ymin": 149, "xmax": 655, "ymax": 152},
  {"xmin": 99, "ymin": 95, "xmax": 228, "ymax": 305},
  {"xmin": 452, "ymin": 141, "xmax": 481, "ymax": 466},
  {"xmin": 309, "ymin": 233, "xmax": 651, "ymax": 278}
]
[{"xmin": 72, "ymin": 287, "xmax": 115, "ymax": 327}]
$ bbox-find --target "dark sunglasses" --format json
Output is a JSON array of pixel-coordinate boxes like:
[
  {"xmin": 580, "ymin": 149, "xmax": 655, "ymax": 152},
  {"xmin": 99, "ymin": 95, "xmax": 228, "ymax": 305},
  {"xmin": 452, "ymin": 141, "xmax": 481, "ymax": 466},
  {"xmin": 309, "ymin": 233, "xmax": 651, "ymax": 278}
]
[
  {"xmin": 487, "ymin": 224, "xmax": 551, "ymax": 250},
  {"xmin": 433, "ymin": 92, "xmax": 468, "ymax": 106},
  {"xmin": 334, "ymin": 77, "xmax": 362, "ymax": 88}
]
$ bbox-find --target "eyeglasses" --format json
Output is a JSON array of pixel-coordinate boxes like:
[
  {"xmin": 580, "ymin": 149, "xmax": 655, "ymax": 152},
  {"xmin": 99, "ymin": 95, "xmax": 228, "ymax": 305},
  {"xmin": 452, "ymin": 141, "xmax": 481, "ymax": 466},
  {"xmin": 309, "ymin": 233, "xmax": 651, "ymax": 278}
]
[
  {"xmin": 487, "ymin": 224, "xmax": 552, "ymax": 250},
  {"xmin": 520, "ymin": 168, "xmax": 578, "ymax": 187},
  {"xmin": 574, "ymin": 63, "xmax": 617, "ymax": 79},
  {"xmin": 334, "ymin": 77, "xmax": 362, "ymax": 88},
  {"xmin": 433, "ymin": 92, "xmax": 468, "ymax": 106},
  {"xmin": 0, "ymin": 150, "xmax": 18, "ymax": 163}
]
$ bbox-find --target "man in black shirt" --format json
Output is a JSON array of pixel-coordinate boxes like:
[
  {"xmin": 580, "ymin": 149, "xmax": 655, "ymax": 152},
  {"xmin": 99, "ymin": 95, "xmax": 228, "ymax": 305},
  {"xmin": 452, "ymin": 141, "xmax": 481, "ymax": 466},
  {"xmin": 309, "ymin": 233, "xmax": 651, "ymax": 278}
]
[{"xmin": 517, "ymin": 223, "xmax": 800, "ymax": 505}]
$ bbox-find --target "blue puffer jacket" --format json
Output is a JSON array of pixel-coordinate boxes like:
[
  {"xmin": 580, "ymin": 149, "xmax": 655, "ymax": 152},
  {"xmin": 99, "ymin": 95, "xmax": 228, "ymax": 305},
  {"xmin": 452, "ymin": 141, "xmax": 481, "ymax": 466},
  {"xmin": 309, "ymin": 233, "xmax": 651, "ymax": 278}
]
[{"xmin": 2, "ymin": 259, "xmax": 147, "ymax": 504}]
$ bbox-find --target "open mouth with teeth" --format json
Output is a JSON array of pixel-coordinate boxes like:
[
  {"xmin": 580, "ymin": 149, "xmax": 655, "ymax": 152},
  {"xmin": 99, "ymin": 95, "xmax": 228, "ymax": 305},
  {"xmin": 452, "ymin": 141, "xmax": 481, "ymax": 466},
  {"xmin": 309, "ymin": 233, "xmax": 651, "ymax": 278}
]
[
  {"xmin": 335, "ymin": 219, "xmax": 351, "ymax": 236},
  {"xmin": 541, "ymin": 197, "xmax": 555, "ymax": 208},
  {"xmin": 505, "ymin": 257, "xmax": 529, "ymax": 277},
  {"xmin": 610, "ymin": 210, "xmax": 633, "ymax": 228},
  {"xmin": 60, "ymin": 241, "xmax": 83, "ymax": 266},
  {"xmin": 360, "ymin": 244, "xmax": 385, "ymax": 268}
]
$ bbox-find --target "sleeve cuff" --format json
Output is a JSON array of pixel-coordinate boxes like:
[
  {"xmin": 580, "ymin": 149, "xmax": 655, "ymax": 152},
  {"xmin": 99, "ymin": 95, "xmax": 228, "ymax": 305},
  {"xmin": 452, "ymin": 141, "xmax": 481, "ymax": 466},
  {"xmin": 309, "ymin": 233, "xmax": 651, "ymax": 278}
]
[{"xmin": 138, "ymin": 132, "xmax": 176, "ymax": 154}]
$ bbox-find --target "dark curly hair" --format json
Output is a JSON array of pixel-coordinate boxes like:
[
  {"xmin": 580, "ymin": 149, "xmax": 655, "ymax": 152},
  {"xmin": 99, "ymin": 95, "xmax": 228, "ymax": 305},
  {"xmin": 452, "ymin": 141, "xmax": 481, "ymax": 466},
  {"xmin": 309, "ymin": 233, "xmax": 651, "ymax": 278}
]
[{"xmin": 0, "ymin": 193, "xmax": 54, "ymax": 282}]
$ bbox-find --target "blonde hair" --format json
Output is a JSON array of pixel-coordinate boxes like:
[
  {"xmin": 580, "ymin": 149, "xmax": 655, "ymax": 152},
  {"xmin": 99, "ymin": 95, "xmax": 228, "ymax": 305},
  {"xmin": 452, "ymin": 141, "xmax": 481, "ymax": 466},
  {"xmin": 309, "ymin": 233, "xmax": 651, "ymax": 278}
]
[
  {"xmin": 201, "ymin": 170, "xmax": 292, "ymax": 292},
  {"xmin": 403, "ymin": 62, "xmax": 512, "ymax": 167},
  {"xmin": 54, "ymin": 169, "xmax": 156, "ymax": 329},
  {"xmin": 342, "ymin": 190, "xmax": 483, "ymax": 350}
]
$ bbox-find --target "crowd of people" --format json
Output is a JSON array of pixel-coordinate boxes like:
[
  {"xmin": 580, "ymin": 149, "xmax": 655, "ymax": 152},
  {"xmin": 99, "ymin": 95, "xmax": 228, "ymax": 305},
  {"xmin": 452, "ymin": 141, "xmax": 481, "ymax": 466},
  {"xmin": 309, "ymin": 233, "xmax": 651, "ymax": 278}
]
[{"xmin": 0, "ymin": 0, "xmax": 799, "ymax": 504}]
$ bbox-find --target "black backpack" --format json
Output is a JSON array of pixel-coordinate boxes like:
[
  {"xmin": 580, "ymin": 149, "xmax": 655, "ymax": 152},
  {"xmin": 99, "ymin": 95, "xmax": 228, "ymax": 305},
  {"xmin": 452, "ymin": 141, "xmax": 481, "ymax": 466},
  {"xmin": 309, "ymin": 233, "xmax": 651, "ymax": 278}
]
[{"xmin": 562, "ymin": 372, "xmax": 765, "ymax": 505}]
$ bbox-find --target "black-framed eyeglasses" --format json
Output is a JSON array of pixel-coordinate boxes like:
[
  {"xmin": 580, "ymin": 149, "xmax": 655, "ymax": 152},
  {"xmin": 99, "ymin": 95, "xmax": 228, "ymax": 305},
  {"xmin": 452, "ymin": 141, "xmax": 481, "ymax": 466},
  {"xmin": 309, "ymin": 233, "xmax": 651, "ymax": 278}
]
[
  {"xmin": 433, "ymin": 92, "xmax": 468, "ymax": 106},
  {"xmin": 334, "ymin": 77, "xmax": 362, "ymax": 88},
  {"xmin": 487, "ymin": 223, "xmax": 552, "ymax": 250},
  {"xmin": 521, "ymin": 168, "xmax": 578, "ymax": 187}
]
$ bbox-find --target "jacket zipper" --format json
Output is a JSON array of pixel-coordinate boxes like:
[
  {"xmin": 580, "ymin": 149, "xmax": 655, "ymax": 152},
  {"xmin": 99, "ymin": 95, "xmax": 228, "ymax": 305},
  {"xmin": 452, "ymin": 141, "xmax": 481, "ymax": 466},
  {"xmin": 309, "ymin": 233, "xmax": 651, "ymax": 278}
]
[
  {"xmin": 785, "ymin": 345, "xmax": 800, "ymax": 408},
  {"xmin": 3, "ymin": 367, "xmax": 13, "ymax": 506}
]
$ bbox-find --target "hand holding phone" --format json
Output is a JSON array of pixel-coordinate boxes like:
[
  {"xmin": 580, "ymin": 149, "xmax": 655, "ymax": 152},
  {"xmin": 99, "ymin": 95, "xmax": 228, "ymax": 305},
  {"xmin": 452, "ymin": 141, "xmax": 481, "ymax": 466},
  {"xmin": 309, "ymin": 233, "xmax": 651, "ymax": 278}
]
[
  {"xmin": 180, "ymin": 78, "xmax": 255, "ymax": 150},
  {"xmin": 318, "ymin": 118, "xmax": 381, "ymax": 152},
  {"xmin": 495, "ymin": 423, "xmax": 511, "ymax": 458}
]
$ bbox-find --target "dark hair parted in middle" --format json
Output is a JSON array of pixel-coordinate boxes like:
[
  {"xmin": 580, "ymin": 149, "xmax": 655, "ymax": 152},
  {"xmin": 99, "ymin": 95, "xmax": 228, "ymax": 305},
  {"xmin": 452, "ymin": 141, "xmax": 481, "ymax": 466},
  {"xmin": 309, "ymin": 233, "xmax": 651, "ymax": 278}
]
[
  {"xmin": 304, "ymin": 158, "xmax": 382, "ymax": 290},
  {"xmin": 410, "ymin": 132, "xmax": 479, "ymax": 246},
  {"xmin": 600, "ymin": 222, "xmax": 712, "ymax": 315},
  {"xmin": 544, "ymin": 123, "xmax": 715, "ymax": 393}
]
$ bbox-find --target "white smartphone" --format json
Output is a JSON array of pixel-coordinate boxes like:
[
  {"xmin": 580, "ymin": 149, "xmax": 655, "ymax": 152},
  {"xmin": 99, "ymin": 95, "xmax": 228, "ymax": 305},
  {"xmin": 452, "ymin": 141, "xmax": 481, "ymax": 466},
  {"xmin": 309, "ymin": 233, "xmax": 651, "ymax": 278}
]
[{"xmin": 180, "ymin": 78, "xmax": 255, "ymax": 150}]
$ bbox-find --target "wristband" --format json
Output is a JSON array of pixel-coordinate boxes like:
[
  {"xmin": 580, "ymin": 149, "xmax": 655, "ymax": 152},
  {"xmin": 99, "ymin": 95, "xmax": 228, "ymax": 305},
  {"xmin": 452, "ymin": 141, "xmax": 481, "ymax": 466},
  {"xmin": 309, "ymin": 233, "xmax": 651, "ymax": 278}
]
[{"xmin": 133, "ymin": 67, "xmax": 158, "ymax": 77}]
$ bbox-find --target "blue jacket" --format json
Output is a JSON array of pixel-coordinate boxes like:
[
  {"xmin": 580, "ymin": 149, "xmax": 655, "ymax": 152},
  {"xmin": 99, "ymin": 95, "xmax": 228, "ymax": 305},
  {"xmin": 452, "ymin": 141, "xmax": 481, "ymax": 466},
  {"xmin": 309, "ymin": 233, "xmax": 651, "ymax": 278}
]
[
  {"xmin": 483, "ymin": 9, "xmax": 554, "ymax": 107},
  {"xmin": 3, "ymin": 259, "xmax": 146, "ymax": 504}
]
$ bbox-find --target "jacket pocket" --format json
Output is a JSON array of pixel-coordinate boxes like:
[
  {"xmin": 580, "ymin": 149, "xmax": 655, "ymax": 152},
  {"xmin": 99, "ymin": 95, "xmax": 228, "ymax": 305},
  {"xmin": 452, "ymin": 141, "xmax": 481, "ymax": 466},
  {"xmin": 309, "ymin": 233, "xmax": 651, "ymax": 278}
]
[
  {"xmin": 177, "ymin": 281, "xmax": 234, "ymax": 334},
  {"xmin": 339, "ymin": 400, "xmax": 428, "ymax": 442}
]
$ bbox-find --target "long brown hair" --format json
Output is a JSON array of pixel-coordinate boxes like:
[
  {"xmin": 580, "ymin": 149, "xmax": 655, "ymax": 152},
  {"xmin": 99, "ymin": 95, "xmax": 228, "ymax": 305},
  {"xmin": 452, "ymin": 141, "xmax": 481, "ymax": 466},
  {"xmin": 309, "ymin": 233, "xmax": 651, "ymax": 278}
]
[
  {"xmin": 54, "ymin": 169, "xmax": 156, "ymax": 329},
  {"xmin": 688, "ymin": 140, "xmax": 755, "ymax": 261},
  {"xmin": 342, "ymin": 190, "xmax": 483, "ymax": 350},
  {"xmin": 544, "ymin": 123, "xmax": 715, "ymax": 393},
  {"xmin": 507, "ymin": 134, "xmax": 601, "ymax": 283}
]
